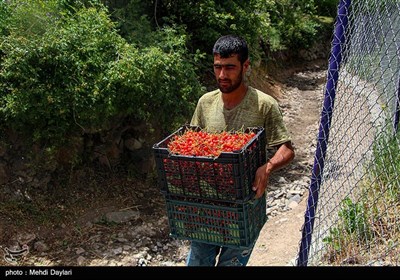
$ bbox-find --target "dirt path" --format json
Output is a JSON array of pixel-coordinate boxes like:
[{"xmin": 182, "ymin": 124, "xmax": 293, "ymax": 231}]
[
  {"xmin": 248, "ymin": 61, "xmax": 327, "ymax": 266},
  {"xmin": 248, "ymin": 196, "xmax": 308, "ymax": 266}
]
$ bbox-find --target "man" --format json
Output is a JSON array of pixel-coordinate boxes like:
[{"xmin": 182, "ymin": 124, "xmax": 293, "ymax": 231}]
[{"xmin": 187, "ymin": 34, "xmax": 295, "ymax": 266}]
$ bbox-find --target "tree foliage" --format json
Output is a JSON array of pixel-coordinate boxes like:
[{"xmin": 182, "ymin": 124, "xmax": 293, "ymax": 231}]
[
  {"xmin": 105, "ymin": 0, "xmax": 334, "ymax": 62},
  {"xmin": 0, "ymin": 0, "xmax": 335, "ymax": 149},
  {"xmin": 0, "ymin": 0, "xmax": 202, "ymax": 146}
]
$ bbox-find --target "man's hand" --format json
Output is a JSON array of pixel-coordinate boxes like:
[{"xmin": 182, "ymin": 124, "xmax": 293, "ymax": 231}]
[
  {"xmin": 252, "ymin": 141, "xmax": 295, "ymax": 198},
  {"xmin": 253, "ymin": 162, "xmax": 270, "ymax": 198}
]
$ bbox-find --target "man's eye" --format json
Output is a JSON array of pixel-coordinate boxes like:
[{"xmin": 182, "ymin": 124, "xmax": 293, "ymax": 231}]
[{"xmin": 214, "ymin": 65, "xmax": 235, "ymax": 70}]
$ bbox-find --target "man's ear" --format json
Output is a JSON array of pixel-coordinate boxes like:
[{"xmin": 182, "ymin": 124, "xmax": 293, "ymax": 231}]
[{"xmin": 243, "ymin": 59, "xmax": 250, "ymax": 75}]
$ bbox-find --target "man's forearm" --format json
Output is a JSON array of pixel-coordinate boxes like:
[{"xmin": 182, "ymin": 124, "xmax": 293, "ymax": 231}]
[{"xmin": 265, "ymin": 141, "xmax": 295, "ymax": 175}]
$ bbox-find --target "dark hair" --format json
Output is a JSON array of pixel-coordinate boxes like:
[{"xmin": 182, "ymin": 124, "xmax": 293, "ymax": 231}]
[{"xmin": 212, "ymin": 35, "xmax": 249, "ymax": 64}]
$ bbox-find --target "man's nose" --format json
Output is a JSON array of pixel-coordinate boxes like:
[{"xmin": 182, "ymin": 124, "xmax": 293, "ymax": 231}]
[{"xmin": 218, "ymin": 68, "xmax": 227, "ymax": 79}]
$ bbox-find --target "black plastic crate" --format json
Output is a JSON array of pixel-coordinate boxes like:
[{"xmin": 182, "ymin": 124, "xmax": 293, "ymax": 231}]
[
  {"xmin": 164, "ymin": 195, "xmax": 267, "ymax": 249},
  {"xmin": 153, "ymin": 125, "xmax": 266, "ymax": 202}
]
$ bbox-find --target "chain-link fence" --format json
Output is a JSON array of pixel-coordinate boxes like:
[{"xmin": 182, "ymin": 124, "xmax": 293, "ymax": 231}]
[{"xmin": 297, "ymin": 0, "xmax": 400, "ymax": 266}]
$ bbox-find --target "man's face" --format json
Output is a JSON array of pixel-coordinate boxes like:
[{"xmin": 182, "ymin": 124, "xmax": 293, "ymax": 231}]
[{"xmin": 213, "ymin": 54, "xmax": 249, "ymax": 93}]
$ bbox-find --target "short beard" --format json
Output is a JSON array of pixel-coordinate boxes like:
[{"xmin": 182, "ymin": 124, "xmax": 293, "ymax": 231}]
[{"xmin": 218, "ymin": 69, "xmax": 243, "ymax": 93}]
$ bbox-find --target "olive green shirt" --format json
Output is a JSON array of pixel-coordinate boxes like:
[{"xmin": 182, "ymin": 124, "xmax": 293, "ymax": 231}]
[{"xmin": 190, "ymin": 86, "xmax": 291, "ymax": 148}]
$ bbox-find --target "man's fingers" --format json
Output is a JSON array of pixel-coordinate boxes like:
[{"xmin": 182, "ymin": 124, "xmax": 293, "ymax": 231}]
[{"xmin": 252, "ymin": 177, "xmax": 261, "ymax": 191}]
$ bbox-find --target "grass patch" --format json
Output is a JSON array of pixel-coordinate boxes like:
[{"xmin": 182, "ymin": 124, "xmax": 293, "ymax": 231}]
[{"xmin": 322, "ymin": 129, "xmax": 400, "ymax": 265}]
